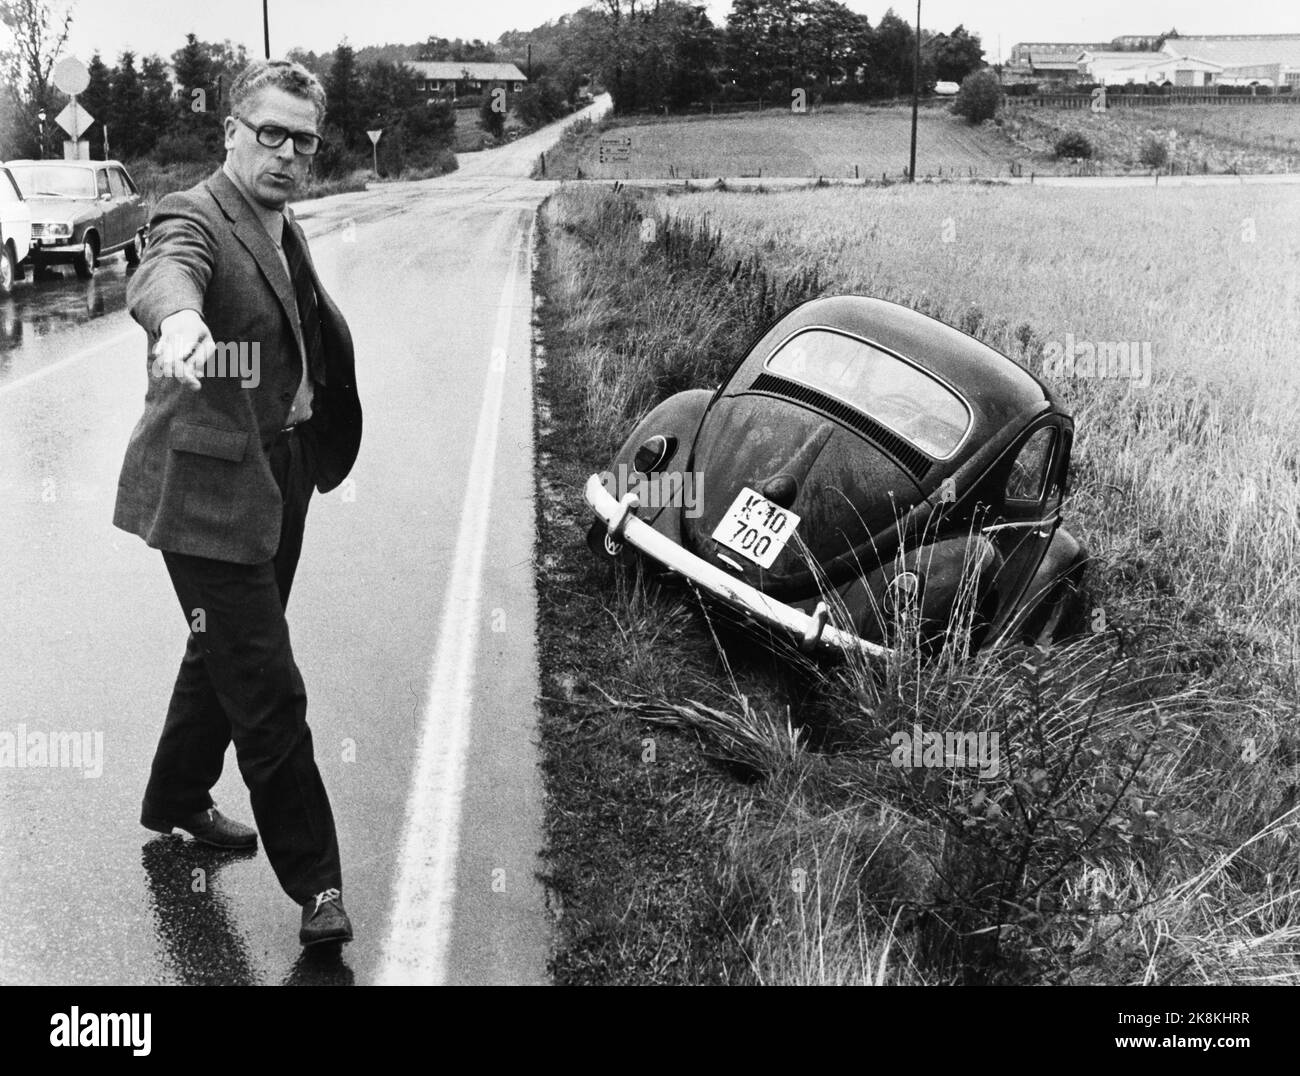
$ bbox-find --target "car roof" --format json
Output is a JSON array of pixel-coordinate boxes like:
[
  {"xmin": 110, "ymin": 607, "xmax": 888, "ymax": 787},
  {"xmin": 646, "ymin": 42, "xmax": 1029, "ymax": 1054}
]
[{"xmin": 4, "ymin": 159, "xmax": 121, "ymax": 170}]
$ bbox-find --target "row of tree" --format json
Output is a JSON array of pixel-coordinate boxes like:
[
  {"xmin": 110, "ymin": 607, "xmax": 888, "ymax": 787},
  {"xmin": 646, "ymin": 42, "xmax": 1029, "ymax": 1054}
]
[
  {"xmin": 550, "ymin": 0, "xmax": 985, "ymax": 113},
  {"xmin": 0, "ymin": 14, "xmax": 459, "ymax": 173},
  {"xmin": 3, "ymin": 0, "xmax": 990, "ymax": 170}
]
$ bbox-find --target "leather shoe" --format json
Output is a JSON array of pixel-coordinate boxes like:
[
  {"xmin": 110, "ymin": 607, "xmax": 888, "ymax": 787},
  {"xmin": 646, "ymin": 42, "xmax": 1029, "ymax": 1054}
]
[
  {"xmin": 300, "ymin": 888, "xmax": 353, "ymax": 946},
  {"xmin": 142, "ymin": 805, "xmax": 258, "ymax": 850}
]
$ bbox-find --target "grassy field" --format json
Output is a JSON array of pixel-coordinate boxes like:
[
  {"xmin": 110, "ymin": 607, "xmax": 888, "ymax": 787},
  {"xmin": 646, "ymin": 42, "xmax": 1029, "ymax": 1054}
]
[
  {"xmin": 539, "ymin": 102, "xmax": 1300, "ymax": 181},
  {"xmin": 549, "ymin": 105, "xmax": 1022, "ymax": 181},
  {"xmin": 534, "ymin": 179, "xmax": 1300, "ymax": 984},
  {"xmin": 1004, "ymin": 102, "xmax": 1300, "ymax": 173}
]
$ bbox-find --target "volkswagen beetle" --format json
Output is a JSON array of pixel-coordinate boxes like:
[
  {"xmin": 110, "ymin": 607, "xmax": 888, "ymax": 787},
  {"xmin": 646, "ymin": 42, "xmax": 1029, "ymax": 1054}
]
[{"xmin": 583, "ymin": 295, "xmax": 1088, "ymax": 661}]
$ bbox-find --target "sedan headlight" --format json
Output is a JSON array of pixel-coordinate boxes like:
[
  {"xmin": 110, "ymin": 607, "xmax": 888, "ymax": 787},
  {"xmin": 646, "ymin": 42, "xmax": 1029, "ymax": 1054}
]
[{"xmin": 37, "ymin": 222, "xmax": 73, "ymax": 240}]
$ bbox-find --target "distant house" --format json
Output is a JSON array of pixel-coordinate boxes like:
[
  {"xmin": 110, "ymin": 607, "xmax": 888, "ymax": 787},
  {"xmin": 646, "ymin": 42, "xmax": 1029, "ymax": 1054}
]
[
  {"xmin": 1160, "ymin": 35, "xmax": 1300, "ymax": 89},
  {"xmin": 1080, "ymin": 49, "xmax": 1222, "ymax": 87},
  {"xmin": 1004, "ymin": 42, "xmax": 1109, "ymax": 85},
  {"xmin": 408, "ymin": 61, "xmax": 528, "ymax": 99}
]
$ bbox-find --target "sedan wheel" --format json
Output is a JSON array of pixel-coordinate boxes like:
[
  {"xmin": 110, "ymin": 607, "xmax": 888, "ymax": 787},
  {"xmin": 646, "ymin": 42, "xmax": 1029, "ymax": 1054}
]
[
  {"xmin": 73, "ymin": 236, "xmax": 97, "ymax": 280},
  {"xmin": 125, "ymin": 229, "xmax": 145, "ymax": 267},
  {"xmin": 0, "ymin": 244, "xmax": 13, "ymax": 295}
]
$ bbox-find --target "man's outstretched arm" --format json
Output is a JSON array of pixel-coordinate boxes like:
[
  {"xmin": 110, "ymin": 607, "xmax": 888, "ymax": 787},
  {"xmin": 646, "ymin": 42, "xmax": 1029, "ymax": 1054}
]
[{"xmin": 127, "ymin": 193, "xmax": 219, "ymax": 392}]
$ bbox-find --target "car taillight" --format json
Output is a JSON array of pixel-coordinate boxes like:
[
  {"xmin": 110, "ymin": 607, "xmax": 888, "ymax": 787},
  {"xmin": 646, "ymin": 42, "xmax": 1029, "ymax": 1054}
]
[{"xmin": 633, "ymin": 434, "xmax": 675, "ymax": 474}]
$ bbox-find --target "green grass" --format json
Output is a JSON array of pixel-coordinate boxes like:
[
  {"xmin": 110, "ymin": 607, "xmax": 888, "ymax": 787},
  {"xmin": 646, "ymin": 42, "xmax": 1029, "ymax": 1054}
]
[{"xmin": 533, "ymin": 179, "xmax": 1300, "ymax": 984}]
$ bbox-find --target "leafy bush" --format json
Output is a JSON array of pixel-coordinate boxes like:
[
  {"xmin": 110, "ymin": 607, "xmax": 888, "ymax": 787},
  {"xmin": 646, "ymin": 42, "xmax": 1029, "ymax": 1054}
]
[
  {"xmin": 1053, "ymin": 131, "xmax": 1094, "ymax": 160},
  {"xmin": 1139, "ymin": 135, "xmax": 1170, "ymax": 169},
  {"xmin": 951, "ymin": 70, "xmax": 1004, "ymax": 124},
  {"xmin": 514, "ymin": 78, "xmax": 568, "ymax": 130}
]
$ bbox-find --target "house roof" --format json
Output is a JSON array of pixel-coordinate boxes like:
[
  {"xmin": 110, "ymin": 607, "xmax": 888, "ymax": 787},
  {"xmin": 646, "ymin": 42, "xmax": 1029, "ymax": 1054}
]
[
  {"xmin": 1107, "ymin": 55, "xmax": 1223, "ymax": 72},
  {"xmin": 408, "ymin": 61, "xmax": 528, "ymax": 82},
  {"xmin": 1162, "ymin": 35, "xmax": 1300, "ymax": 69},
  {"xmin": 1080, "ymin": 51, "xmax": 1168, "ymax": 63}
]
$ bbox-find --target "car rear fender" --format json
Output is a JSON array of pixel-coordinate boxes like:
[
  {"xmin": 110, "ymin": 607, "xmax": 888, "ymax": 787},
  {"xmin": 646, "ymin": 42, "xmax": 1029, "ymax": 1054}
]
[
  {"xmin": 586, "ymin": 388, "xmax": 713, "ymax": 563},
  {"xmin": 818, "ymin": 532, "xmax": 1000, "ymax": 643}
]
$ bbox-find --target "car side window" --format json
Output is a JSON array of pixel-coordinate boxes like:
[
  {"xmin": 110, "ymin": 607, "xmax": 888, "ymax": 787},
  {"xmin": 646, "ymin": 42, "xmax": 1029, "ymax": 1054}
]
[
  {"xmin": 1005, "ymin": 427, "xmax": 1056, "ymax": 506},
  {"xmin": 108, "ymin": 169, "xmax": 130, "ymax": 198},
  {"xmin": 96, "ymin": 170, "xmax": 111, "ymax": 198},
  {"xmin": 0, "ymin": 171, "xmax": 19, "ymax": 204}
]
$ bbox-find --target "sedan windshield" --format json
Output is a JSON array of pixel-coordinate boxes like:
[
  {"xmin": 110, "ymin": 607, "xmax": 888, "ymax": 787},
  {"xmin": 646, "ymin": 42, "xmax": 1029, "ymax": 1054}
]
[
  {"xmin": 765, "ymin": 329, "xmax": 970, "ymax": 458},
  {"xmin": 7, "ymin": 165, "xmax": 96, "ymax": 199}
]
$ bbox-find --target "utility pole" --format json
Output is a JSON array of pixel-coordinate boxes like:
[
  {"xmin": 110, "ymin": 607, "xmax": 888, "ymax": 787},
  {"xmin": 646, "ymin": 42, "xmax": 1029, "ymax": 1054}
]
[
  {"xmin": 909, "ymin": 0, "xmax": 920, "ymax": 182},
  {"xmin": 263, "ymin": 0, "xmax": 270, "ymax": 59},
  {"xmin": 527, "ymin": 44, "xmax": 532, "ymax": 81}
]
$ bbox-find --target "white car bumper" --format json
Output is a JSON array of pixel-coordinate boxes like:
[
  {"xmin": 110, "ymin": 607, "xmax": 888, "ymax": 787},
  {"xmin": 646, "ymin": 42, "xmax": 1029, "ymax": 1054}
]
[{"xmin": 584, "ymin": 473, "xmax": 892, "ymax": 662}]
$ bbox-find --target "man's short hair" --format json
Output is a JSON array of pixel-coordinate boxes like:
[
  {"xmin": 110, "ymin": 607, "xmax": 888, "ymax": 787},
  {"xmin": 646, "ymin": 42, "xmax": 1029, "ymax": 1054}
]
[{"xmin": 229, "ymin": 59, "xmax": 326, "ymax": 126}]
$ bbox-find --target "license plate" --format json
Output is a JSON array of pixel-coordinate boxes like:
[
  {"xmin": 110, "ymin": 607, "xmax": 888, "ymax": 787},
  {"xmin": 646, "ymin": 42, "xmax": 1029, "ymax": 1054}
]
[{"xmin": 711, "ymin": 488, "xmax": 800, "ymax": 569}]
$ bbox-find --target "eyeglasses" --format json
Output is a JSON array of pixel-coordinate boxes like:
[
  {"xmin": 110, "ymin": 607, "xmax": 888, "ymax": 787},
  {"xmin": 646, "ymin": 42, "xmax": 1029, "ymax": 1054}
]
[{"xmin": 237, "ymin": 116, "xmax": 323, "ymax": 156}]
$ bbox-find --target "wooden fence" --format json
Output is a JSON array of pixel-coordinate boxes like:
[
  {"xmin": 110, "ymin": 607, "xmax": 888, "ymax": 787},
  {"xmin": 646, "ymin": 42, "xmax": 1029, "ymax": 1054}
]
[{"xmin": 1009, "ymin": 92, "xmax": 1300, "ymax": 110}]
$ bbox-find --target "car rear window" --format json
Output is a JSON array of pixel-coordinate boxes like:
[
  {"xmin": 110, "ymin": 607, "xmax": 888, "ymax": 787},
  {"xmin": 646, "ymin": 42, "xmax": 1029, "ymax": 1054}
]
[{"xmin": 763, "ymin": 328, "xmax": 971, "ymax": 458}]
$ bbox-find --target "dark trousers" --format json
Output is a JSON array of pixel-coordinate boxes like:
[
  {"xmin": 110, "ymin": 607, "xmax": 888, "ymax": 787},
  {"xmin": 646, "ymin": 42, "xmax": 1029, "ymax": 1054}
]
[{"xmin": 141, "ymin": 424, "xmax": 341, "ymax": 905}]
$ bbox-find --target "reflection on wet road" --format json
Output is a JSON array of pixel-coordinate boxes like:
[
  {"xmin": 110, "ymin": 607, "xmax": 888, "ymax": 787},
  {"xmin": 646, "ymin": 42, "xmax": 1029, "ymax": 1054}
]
[{"xmin": 0, "ymin": 258, "xmax": 133, "ymax": 384}]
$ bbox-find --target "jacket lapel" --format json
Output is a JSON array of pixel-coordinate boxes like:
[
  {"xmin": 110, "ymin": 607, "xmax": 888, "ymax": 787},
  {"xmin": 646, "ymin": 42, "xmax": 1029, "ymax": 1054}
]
[{"xmin": 205, "ymin": 168, "xmax": 304, "ymax": 359}]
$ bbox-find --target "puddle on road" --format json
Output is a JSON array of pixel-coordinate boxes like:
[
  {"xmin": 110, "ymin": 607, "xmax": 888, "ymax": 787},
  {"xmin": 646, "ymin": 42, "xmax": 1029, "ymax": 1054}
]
[{"xmin": 0, "ymin": 260, "xmax": 132, "ymax": 368}]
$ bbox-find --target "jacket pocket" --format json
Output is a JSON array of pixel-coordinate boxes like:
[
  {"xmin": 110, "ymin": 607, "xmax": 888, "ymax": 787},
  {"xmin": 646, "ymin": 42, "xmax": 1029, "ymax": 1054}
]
[{"xmin": 169, "ymin": 421, "xmax": 250, "ymax": 462}]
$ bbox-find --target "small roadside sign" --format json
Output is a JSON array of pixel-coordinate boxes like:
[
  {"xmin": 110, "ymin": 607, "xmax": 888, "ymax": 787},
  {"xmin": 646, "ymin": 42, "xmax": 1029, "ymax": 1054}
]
[
  {"xmin": 55, "ymin": 101, "xmax": 93, "ymax": 141},
  {"xmin": 599, "ymin": 135, "xmax": 631, "ymax": 164}
]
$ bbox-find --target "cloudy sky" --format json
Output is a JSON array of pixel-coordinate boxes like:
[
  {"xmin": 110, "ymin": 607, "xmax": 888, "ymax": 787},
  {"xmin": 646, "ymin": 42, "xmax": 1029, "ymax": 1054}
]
[{"xmin": 59, "ymin": 0, "xmax": 1296, "ymax": 65}]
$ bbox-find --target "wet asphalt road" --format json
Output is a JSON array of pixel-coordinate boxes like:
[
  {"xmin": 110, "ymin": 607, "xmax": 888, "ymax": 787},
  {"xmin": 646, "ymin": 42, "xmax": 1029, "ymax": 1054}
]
[{"xmin": 0, "ymin": 97, "xmax": 611, "ymax": 985}]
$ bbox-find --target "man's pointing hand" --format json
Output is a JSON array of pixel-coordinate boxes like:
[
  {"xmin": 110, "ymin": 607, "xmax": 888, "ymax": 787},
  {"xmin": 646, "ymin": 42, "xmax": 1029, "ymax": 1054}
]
[{"xmin": 152, "ymin": 309, "xmax": 215, "ymax": 391}]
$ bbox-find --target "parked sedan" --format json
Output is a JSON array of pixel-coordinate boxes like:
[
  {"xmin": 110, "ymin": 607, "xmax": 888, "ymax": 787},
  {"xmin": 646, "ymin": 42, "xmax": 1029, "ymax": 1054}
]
[
  {"xmin": 0, "ymin": 165, "xmax": 32, "ymax": 294},
  {"xmin": 5, "ymin": 159, "xmax": 148, "ymax": 279},
  {"xmin": 584, "ymin": 295, "xmax": 1089, "ymax": 661}
]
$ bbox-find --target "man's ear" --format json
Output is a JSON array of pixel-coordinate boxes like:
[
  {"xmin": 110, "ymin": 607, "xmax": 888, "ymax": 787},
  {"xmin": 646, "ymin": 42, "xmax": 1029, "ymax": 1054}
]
[{"xmin": 222, "ymin": 115, "xmax": 237, "ymax": 151}]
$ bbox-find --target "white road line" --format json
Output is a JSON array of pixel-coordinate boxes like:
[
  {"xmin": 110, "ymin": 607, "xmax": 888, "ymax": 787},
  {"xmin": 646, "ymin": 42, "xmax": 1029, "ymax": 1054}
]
[
  {"xmin": 0, "ymin": 324, "xmax": 140, "ymax": 398},
  {"xmin": 375, "ymin": 211, "xmax": 534, "ymax": 985}
]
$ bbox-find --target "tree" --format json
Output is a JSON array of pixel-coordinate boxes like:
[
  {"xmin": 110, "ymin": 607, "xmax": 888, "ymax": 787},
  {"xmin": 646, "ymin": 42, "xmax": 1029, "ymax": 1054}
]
[
  {"xmin": 324, "ymin": 41, "xmax": 363, "ymax": 150},
  {"xmin": 138, "ymin": 55, "xmax": 174, "ymax": 156},
  {"xmin": 109, "ymin": 51, "xmax": 148, "ymax": 158},
  {"xmin": 513, "ymin": 76, "xmax": 567, "ymax": 128},
  {"xmin": 171, "ymin": 33, "xmax": 215, "ymax": 118},
  {"xmin": 79, "ymin": 51, "xmax": 111, "ymax": 158},
  {"xmin": 0, "ymin": 0, "xmax": 73, "ymax": 157},
  {"xmin": 952, "ymin": 68, "xmax": 1001, "ymax": 123},
  {"xmin": 928, "ymin": 24, "xmax": 984, "ymax": 84},
  {"xmin": 865, "ymin": 8, "xmax": 918, "ymax": 98}
]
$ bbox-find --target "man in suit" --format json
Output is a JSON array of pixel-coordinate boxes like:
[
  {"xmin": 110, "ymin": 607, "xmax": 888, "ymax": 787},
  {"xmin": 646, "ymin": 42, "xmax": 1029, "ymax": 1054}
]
[{"xmin": 114, "ymin": 59, "xmax": 362, "ymax": 947}]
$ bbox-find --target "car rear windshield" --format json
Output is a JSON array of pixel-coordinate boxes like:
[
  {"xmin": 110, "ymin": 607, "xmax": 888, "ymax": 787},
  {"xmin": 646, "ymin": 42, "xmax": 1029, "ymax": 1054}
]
[
  {"xmin": 764, "ymin": 328, "xmax": 970, "ymax": 458},
  {"xmin": 7, "ymin": 165, "xmax": 95, "ymax": 199}
]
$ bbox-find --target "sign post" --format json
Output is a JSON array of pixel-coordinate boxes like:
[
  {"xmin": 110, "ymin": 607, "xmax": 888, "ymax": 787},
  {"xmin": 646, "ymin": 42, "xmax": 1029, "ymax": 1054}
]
[
  {"xmin": 52, "ymin": 57, "xmax": 92, "ymax": 160},
  {"xmin": 366, "ymin": 129, "xmax": 382, "ymax": 177}
]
